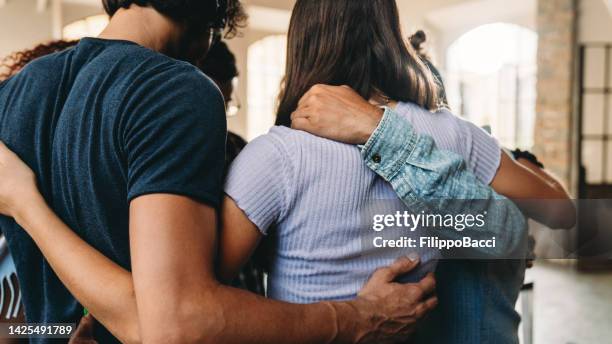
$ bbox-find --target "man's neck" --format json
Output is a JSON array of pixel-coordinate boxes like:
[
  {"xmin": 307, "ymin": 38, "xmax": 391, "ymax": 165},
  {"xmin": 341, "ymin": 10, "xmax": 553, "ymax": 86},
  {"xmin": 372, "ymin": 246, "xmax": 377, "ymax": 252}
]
[{"xmin": 98, "ymin": 5, "xmax": 181, "ymax": 54}]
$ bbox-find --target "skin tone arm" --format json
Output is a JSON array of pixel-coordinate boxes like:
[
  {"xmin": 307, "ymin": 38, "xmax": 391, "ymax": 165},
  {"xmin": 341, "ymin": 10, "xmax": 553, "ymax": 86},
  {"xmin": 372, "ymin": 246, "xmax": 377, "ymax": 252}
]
[
  {"xmin": 217, "ymin": 196, "xmax": 263, "ymax": 283},
  {"xmin": 490, "ymin": 153, "xmax": 575, "ymax": 229},
  {"xmin": 290, "ymin": 84, "xmax": 576, "ymax": 230},
  {"xmin": 0, "ymin": 142, "xmax": 438, "ymax": 344}
]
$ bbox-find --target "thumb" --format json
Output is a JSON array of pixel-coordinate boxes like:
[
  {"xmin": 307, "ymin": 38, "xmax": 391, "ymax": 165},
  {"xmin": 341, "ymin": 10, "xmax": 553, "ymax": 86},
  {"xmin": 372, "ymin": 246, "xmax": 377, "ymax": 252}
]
[
  {"xmin": 372, "ymin": 254, "xmax": 420, "ymax": 284},
  {"xmin": 387, "ymin": 254, "xmax": 420, "ymax": 281}
]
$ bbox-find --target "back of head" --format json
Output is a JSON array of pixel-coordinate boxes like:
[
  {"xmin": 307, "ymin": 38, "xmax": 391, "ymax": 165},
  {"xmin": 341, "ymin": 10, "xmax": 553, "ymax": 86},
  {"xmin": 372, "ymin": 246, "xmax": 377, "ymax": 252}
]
[
  {"xmin": 101, "ymin": 0, "xmax": 246, "ymax": 37},
  {"xmin": 198, "ymin": 41, "xmax": 238, "ymax": 83},
  {"xmin": 276, "ymin": 0, "xmax": 439, "ymax": 126}
]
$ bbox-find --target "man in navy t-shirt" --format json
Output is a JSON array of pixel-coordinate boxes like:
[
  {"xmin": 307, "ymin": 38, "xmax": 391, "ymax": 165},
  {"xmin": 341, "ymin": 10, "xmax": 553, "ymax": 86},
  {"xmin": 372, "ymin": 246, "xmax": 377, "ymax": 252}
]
[
  {"xmin": 0, "ymin": 1, "xmax": 234, "ymax": 341},
  {"xmin": 0, "ymin": 1, "xmax": 440, "ymax": 343}
]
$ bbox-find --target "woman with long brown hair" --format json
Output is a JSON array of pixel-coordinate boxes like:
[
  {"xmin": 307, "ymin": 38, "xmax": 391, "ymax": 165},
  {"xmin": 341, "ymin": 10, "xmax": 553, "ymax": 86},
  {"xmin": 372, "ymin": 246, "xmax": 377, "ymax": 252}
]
[{"xmin": 0, "ymin": 0, "xmax": 571, "ymax": 343}]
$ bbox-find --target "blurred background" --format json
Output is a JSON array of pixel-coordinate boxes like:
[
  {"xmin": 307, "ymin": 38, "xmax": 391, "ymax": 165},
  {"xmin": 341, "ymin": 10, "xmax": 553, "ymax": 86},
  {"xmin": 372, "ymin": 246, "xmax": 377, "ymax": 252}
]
[{"xmin": 0, "ymin": 0, "xmax": 611, "ymax": 343}]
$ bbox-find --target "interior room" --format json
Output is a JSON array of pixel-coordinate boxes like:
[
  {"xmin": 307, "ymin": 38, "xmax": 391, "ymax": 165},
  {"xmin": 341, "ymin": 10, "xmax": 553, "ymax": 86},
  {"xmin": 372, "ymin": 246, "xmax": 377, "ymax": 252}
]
[{"xmin": 0, "ymin": 0, "xmax": 611, "ymax": 343}]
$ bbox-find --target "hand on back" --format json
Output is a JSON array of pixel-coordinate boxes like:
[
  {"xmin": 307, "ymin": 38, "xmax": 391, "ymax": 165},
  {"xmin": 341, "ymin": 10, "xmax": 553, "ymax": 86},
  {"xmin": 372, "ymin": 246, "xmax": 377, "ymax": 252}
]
[
  {"xmin": 0, "ymin": 141, "xmax": 42, "ymax": 221},
  {"xmin": 347, "ymin": 256, "xmax": 438, "ymax": 343}
]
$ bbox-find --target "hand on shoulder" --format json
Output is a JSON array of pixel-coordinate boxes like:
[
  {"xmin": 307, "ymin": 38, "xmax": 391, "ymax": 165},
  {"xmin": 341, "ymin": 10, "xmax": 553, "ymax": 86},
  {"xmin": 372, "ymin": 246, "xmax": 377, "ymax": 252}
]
[{"xmin": 291, "ymin": 85, "xmax": 384, "ymax": 145}]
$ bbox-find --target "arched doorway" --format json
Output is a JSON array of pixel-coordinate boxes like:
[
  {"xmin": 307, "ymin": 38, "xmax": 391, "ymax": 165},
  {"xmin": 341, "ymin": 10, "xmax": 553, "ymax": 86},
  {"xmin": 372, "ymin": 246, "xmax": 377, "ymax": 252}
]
[{"xmin": 446, "ymin": 23, "xmax": 538, "ymax": 150}]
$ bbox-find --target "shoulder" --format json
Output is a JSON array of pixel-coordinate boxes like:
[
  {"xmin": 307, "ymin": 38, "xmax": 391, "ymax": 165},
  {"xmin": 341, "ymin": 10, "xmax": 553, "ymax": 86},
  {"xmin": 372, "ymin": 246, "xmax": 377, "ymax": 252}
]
[
  {"xmin": 241, "ymin": 126, "xmax": 295, "ymax": 160},
  {"xmin": 395, "ymin": 102, "xmax": 464, "ymax": 145},
  {"xmin": 235, "ymin": 126, "xmax": 326, "ymax": 173},
  {"xmin": 125, "ymin": 59, "xmax": 225, "ymax": 125},
  {"xmin": 83, "ymin": 42, "xmax": 225, "ymax": 112},
  {"xmin": 8, "ymin": 48, "xmax": 73, "ymax": 86},
  {"xmin": 141, "ymin": 59, "xmax": 223, "ymax": 104}
]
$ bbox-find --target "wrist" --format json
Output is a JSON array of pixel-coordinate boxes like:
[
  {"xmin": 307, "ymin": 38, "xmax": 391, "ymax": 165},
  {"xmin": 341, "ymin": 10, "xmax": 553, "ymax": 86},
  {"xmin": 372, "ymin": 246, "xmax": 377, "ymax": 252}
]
[
  {"xmin": 358, "ymin": 106, "xmax": 384, "ymax": 144},
  {"xmin": 13, "ymin": 191, "xmax": 48, "ymax": 230},
  {"xmin": 327, "ymin": 300, "xmax": 369, "ymax": 344}
]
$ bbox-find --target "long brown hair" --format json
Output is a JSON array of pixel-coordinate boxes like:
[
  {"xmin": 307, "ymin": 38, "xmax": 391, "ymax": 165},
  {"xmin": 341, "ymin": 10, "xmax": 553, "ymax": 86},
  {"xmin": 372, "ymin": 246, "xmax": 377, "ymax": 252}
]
[
  {"xmin": 0, "ymin": 40, "xmax": 79, "ymax": 81},
  {"xmin": 276, "ymin": 0, "xmax": 439, "ymax": 126}
]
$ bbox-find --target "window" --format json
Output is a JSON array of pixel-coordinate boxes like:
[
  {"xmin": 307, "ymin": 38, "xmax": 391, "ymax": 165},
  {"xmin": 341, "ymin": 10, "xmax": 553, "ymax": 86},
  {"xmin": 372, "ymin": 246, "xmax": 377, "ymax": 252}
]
[
  {"xmin": 247, "ymin": 35, "xmax": 287, "ymax": 140},
  {"xmin": 580, "ymin": 45, "xmax": 612, "ymax": 185},
  {"xmin": 446, "ymin": 23, "xmax": 538, "ymax": 150}
]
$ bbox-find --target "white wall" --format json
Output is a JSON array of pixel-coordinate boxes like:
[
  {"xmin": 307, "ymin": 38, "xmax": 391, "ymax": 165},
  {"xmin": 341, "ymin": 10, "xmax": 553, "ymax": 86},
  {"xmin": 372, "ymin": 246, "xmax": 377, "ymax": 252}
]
[
  {"xmin": 0, "ymin": 0, "xmax": 54, "ymax": 57},
  {"xmin": 0, "ymin": 0, "xmax": 102, "ymax": 57},
  {"xmin": 579, "ymin": 0, "xmax": 612, "ymax": 43},
  {"xmin": 422, "ymin": 0, "xmax": 536, "ymax": 70}
]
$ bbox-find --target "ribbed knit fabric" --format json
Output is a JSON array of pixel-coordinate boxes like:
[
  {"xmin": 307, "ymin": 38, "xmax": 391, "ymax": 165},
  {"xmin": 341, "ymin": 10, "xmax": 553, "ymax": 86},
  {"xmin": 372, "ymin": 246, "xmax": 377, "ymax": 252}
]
[{"xmin": 224, "ymin": 102, "xmax": 501, "ymax": 303}]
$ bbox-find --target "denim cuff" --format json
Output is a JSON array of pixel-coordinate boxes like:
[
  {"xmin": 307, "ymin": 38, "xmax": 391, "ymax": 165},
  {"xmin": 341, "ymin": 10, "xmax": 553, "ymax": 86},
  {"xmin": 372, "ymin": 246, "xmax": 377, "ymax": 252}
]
[{"xmin": 360, "ymin": 107, "xmax": 419, "ymax": 181}]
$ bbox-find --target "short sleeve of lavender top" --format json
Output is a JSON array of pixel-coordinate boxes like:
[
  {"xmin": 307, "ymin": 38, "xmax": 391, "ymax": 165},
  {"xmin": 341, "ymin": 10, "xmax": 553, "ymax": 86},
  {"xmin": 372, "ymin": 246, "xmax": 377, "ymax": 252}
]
[{"xmin": 395, "ymin": 102, "xmax": 501, "ymax": 185}]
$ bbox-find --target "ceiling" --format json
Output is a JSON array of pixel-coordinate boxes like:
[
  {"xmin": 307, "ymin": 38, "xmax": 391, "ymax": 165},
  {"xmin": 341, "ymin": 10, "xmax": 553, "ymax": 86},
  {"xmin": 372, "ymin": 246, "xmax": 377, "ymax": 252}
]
[{"xmin": 58, "ymin": 0, "xmax": 296, "ymax": 10}]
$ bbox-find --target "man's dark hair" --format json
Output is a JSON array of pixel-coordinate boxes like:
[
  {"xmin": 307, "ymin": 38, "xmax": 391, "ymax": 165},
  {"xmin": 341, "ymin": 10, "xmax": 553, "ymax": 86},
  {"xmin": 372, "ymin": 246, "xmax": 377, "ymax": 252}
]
[
  {"xmin": 198, "ymin": 41, "xmax": 238, "ymax": 83},
  {"xmin": 102, "ymin": 0, "xmax": 247, "ymax": 38}
]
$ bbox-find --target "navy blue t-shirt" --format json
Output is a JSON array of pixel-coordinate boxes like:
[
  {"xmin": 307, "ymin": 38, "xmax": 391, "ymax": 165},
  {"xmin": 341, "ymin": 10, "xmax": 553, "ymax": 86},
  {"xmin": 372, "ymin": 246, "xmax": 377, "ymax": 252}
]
[{"xmin": 0, "ymin": 38, "xmax": 227, "ymax": 343}]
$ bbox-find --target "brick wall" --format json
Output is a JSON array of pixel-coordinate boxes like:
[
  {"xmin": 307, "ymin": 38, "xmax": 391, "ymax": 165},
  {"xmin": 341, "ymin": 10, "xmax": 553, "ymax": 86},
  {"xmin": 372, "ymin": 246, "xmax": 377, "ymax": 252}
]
[{"xmin": 535, "ymin": 0, "xmax": 577, "ymax": 188}]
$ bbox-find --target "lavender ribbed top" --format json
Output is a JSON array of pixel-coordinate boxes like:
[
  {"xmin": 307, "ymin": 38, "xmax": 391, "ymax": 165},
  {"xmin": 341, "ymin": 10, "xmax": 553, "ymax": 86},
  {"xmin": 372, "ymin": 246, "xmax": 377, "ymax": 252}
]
[{"xmin": 224, "ymin": 102, "xmax": 501, "ymax": 303}]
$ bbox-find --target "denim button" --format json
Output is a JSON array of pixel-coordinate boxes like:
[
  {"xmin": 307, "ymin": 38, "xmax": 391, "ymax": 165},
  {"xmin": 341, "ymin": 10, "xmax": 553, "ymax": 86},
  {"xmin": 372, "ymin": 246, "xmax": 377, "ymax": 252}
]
[{"xmin": 372, "ymin": 154, "xmax": 382, "ymax": 163}]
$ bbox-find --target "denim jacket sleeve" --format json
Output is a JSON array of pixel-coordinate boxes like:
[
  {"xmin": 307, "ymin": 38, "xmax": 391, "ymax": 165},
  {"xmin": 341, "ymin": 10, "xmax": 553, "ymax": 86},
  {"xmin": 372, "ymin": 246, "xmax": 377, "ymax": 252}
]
[{"xmin": 361, "ymin": 107, "xmax": 527, "ymax": 258}]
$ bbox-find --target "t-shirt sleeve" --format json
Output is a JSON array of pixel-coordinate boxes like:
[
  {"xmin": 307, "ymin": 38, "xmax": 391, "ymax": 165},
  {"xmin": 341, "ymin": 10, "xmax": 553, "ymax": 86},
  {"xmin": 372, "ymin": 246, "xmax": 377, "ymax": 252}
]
[
  {"xmin": 224, "ymin": 132, "xmax": 292, "ymax": 235},
  {"xmin": 122, "ymin": 68, "xmax": 227, "ymax": 208},
  {"xmin": 455, "ymin": 113, "xmax": 502, "ymax": 185}
]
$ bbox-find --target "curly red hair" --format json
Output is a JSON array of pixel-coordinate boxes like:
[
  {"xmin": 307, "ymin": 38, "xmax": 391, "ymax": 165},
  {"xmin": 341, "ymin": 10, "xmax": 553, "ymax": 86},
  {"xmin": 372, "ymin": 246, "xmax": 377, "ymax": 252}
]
[{"xmin": 0, "ymin": 40, "xmax": 79, "ymax": 81}]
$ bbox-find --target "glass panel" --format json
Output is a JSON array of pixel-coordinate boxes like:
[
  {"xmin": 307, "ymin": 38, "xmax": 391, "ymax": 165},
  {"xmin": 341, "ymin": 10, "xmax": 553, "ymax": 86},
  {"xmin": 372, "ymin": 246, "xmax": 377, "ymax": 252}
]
[
  {"xmin": 582, "ymin": 140, "xmax": 604, "ymax": 184},
  {"xmin": 582, "ymin": 94, "xmax": 605, "ymax": 135},
  {"xmin": 606, "ymin": 141, "xmax": 612, "ymax": 184},
  {"xmin": 609, "ymin": 47, "xmax": 612, "ymax": 89},
  {"xmin": 608, "ymin": 95, "xmax": 612, "ymax": 135},
  {"xmin": 584, "ymin": 47, "xmax": 605, "ymax": 89},
  {"xmin": 608, "ymin": 142, "xmax": 612, "ymax": 184}
]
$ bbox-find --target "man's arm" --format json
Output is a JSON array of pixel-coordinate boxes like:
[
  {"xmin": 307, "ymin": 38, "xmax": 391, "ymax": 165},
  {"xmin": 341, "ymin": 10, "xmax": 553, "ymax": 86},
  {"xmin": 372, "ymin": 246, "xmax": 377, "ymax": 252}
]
[{"xmin": 130, "ymin": 194, "xmax": 437, "ymax": 344}]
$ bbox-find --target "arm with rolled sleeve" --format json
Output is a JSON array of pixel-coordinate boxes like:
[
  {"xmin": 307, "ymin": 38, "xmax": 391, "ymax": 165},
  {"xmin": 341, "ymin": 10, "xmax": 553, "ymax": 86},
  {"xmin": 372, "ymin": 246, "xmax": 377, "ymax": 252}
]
[{"xmin": 361, "ymin": 107, "xmax": 527, "ymax": 258}]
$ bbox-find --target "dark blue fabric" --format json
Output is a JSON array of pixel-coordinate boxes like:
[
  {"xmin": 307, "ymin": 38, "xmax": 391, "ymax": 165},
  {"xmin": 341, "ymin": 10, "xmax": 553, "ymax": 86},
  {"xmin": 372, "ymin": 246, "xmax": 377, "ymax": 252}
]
[{"xmin": 0, "ymin": 38, "xmax": 226, "ymax": 343}]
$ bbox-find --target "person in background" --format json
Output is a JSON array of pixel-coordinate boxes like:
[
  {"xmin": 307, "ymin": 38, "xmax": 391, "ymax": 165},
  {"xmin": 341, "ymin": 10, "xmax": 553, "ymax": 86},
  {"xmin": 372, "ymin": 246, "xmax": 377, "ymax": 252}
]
[
  {"xmin": 198, "ymin": 41, "xmax": 265, "ymax": 294},
  {"xmin": 197, "ymin": 41, "xmax": 249, "ymax": 174}
]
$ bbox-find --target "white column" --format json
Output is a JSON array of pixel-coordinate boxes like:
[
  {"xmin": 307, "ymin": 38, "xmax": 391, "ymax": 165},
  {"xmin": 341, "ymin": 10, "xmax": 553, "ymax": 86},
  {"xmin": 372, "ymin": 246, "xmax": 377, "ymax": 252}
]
[{"xmin": 51, "ymin": 0, "xmax": 62, "ymax": 39}]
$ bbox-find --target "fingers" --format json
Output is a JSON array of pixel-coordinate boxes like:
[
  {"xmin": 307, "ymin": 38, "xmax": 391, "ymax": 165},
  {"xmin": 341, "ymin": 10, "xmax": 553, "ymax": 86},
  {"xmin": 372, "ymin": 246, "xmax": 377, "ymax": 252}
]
[
  {"xmin": 415, "ymin": 295, "xmax": 439, "ymax": 319},
  {"xmin": 371, "ymin": 255, "xmax": 420, "ymax": 283},
  {"xmin": 290, "ymin": 107, "xmax": 312, "ymax": 130},
  {"xmin": 291, "ymin": 117, "xmax": 310, "ymax": 131},
  {"xmin": 387, "ymin": 255, "xmax": 420, "ymax": 281},
  {"xmin": 298, "ymin": 84, "xmax": 348, "ymax": 108},
  {"xmin": 298, "ymin": 84, "xmax": 326, "ymax": 108},
  {"xmin": 417, "ymin": 273, "xmax": 436, "ymax": 296}
]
